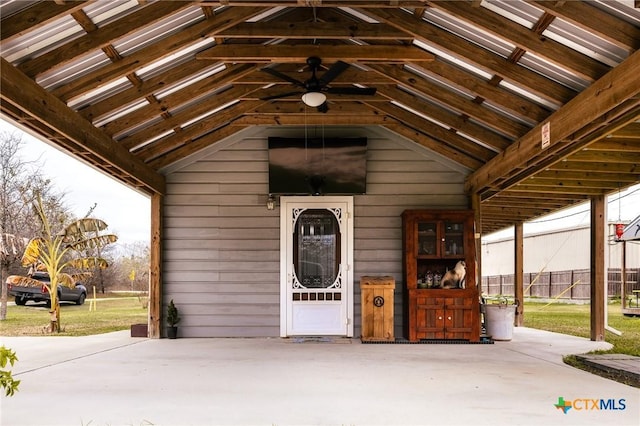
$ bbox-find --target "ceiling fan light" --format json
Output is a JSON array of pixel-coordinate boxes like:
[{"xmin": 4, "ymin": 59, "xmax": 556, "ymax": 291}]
[{"xmin": 302, "ymin": 92, "xmax": 326, "ymax": 107}]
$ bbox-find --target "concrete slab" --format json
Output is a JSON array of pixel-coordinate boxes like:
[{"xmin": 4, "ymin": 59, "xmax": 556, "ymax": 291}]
[{"xmin": 1, "ymin": 327, "xmax": 638, "ymax": 426}]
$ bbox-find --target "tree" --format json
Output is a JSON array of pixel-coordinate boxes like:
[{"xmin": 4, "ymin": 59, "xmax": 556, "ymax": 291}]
[
  {"xmin": 74, "ymin": 203, "xmax": 117, "ymax": 294},
  {"xmin": 11, "ymin": 194, "xmax": 117, "ymax": 332},
  {"xmin": 0, "ymin": 131, "xmax": 69, "ymax": 320},
  {"xmin": 118, "ymin": 241, "xmax": 150, "ymax": 292}
]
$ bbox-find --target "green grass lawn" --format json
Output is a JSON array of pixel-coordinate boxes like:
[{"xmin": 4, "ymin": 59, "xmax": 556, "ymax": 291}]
[
  {"xmin": 0, "ymin": 297, "xmax": 148, "ymax": 337},
  {"xmin": 523, "ymin": 301, "xmax": 640, "ymax": 356}
]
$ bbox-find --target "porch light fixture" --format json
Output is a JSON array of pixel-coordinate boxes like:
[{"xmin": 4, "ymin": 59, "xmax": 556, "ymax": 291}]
[
  {"xmin": 301, "ymin": 91, "xmax": 326, "ymax": 107},
  {"xmin": 267, "ymin": 193, "xmax": 276, "ymax": 210}
]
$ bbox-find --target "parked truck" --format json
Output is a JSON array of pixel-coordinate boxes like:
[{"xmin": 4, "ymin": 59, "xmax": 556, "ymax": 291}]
[{"xmin": 7, "ymin": 272, "xmax": 87, "ymax": 306}]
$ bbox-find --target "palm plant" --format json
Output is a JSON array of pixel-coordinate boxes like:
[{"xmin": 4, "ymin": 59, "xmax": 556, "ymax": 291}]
[{"xmin": 11, "ymin": 194, "xmax": 117, "ymax": 332}]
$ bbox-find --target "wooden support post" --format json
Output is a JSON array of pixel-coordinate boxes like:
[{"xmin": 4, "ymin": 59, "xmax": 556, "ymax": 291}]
[
  {"xmin": 514, "ymin": 222, "xmax": 524, "ymax": 326},
  {"xmin": 148, "ymin": 193, "xmax": 163, "ymax": 339},
  {"xmin": 590, "ymin": 195, "xmax": 606, "ymax": 341},
  {"xmin": 471, "ymin": 192, "xmax": 482, "ymax": 294}
]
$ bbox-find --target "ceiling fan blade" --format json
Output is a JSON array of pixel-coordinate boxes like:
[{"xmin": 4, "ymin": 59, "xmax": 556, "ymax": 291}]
[
  {"xmin": 260, "ymin": 90, "xmax": 304, "ymax": 101},
  {"xmin": 317, "ymin": 102, "xmax": 329, "ymax": 113},
  {"xmin": 261, "ymin": 67, "xmax": 306, "ymax": 88},
  {"xmin": 319, "ymin": 61, "xmax": 350, "ymax": 86},
  {"xmin": 327, "ymin": 87, "xmax": 377, "ymax": 96}
]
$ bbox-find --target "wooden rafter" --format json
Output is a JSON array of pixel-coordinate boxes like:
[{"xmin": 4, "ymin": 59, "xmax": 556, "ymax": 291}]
[
  {"xmin": 196, "ymin": 44, "xmax": 435, "ymax": 62},
  {"xmin": 466, "ymin": 49, "xmax": 640, "ymax": 197},
  {"xmin": 0, "ymin": 58, "xmax": 165, "ymax": 195}
]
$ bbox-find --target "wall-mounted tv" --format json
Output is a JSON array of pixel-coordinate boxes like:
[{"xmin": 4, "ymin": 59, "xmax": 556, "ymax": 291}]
[{"xmin": 268, "ymin": 136, "xmax": 367, "ymax": 195}]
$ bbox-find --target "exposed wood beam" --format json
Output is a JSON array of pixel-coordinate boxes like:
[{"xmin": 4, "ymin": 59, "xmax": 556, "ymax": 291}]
[
  {"xmin": 0, "ymin": 1, "xmax": 93, "ymax": 42},
  {"xmin": 119, "ymin": 85, "xmax": 262, "ymax": 150},
  {"xmin": 51, "ymin": 6, "xmax": 269, "ymax": 102},
  {"xmin": 360, "ymin": 7, "xmax": 576, "ymax": 105},
  {"xmin": 366, "ymin": 101, "xmax": 495, "ymax": 163},
  {"xmin": 369, "ymin": 64, "xmax": 530, "ymax": 139},
  {"xmin": 232, "ymin": 115, "xmax": 391, "ymax": 126},
  {"xmin": 568, "ymin": 150, "xmax": 640, "ymax": 164},
  {"xmin": 376, "ymin": 85, "xmax": 510, "ymax": 152},
  {"xmin": 506, "ymin": 185, "xmax": 614, "ymax": 195},
  {"xmin": 382, "ymin": 123, "xmax": 484, "ymax": 170},
  {"xmin": 243, "ymin": 86, "xmax": 387, "ymax": 103},
  {"xmin": 242, "ymin": 101, "xmax": 380, "ymax": 114},
  {"xmin": 587, "ymin": 139, "xmax": 640, "ymax": 152},
  {"xmin": 137, "ymin": 101, "xmax": 264, "ymax": 164},
  {"xmin": 520, "ymin": 177, "xmax": 628, "ymax": 190},
  {"xmin": 80, "ymin": 60, "xmax": 217, "ymax": 123},
  {"xmin": 149, "ymin": 124, "xmax": 251, "ymax": 171},
  {"xmin": 535, "ymin": 170, "xmax": 639, "ymax": 183},
  {"xmin": 491, "ymin": 190, "xmax": 588, "ymax": 201},
  {"xmin": 196, "ymin": 44, "xmax": 435, "ymax": 62},
  {"xmin": 237, "ymin": 66, "xmax": 393, "ymax": 85},
  {"xmin": 429, "ymin": 1, "xmax": 610, "ymax": 81},
  {"xmin": 466, "ymin": 49, "xmax": 640, "ymax": 196},
  {"xmin": 548, "ymin": 160, "xmax": 639, "ymax": 174},
  {"xmin": 610, "ymin": 122, "xmax": 640, "ymax": 138},
  {"xmin": 17, "ymin": 2, "xmax": 193, "ymax": 79},
  {"xmin": 216, "ymin": 21, "xmax": 414, "ymax": 39},
  {"xmin": 0, "ymin": 58, "xmax": 165, "ymax": 195},
  {"xmin": 412, "ymin": 59, "xmax": 549, "ymax": 124},
  {"xmin": 197, "ymin": 1, "xmax": 430, "ymax": 6},
  {"xmin": 532, "ymin": 1, "xmax": 640, "ymax": 51},
  {"xmin": 481, "ymin": 206, "xmax": 551, "ymax": 218},
  {"xmin": 233, "ymin": 103, "xmax": 394, "ymax": 126},
  {"xmin": 103, "ymin": 64, "xmax": 259, "ymax": 138}
]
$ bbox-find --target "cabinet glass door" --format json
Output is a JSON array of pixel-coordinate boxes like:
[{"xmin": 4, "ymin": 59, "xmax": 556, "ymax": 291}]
[
  {"xmin": 444, "ymin": 221, "xmax": 464, "ymax": 256},
  {"xmin": 417, "ymin": 221, "xmax": 437, "ymax": 256}
]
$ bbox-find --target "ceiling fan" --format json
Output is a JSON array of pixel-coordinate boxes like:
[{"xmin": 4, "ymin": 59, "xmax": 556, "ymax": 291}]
[{"xmin": 260, "ymin": 56, "xmax": 377, "ymax": 112}]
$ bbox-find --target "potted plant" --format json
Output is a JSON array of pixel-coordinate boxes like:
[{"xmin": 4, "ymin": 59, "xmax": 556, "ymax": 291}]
[
  {"xmin": 481, "ymin": 295, "xmax": 518, "ymax": 341},
  {"xmin": 166, "ymin": 299, "xmax": 180, "ymax": 339}
]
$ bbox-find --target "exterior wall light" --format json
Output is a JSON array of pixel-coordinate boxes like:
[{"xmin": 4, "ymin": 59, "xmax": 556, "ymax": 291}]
[{"xmin": 267, "ymin": 194, "xmax": 276, "ymax": 210}]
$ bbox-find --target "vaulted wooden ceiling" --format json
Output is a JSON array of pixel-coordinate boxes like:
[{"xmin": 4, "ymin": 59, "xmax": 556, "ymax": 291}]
[{"xmin": 1, "ymin": 1, "xmax": 639, "ymax": 235}]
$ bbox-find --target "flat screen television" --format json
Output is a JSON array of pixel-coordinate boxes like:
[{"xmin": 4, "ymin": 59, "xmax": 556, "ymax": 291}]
[{"xmin": 268, "ymin": 136, "xmax": 367, "ymax": 195}]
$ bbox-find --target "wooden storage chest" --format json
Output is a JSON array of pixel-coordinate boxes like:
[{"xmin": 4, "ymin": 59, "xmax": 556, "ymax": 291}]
[{"xmin": 360, "ymin": 276, "xmax": 395, "ymax": 342}]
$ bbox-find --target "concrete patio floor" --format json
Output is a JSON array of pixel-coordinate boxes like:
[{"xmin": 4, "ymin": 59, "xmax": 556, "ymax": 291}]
[{"xmin": 1, "ymin": 327, "xmax": 638, "ymax": 426}]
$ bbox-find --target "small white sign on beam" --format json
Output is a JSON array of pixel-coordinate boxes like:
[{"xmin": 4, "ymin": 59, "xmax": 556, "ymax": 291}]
[{"xmin": 541, "ymin": 122, "xmax": 550, "ymax": 149}]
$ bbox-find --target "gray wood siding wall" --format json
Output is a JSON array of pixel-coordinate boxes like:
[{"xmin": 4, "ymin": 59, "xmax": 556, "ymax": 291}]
[{"xmin": 163, "ymin": 126, "xmax": 469, "ymax": 338}]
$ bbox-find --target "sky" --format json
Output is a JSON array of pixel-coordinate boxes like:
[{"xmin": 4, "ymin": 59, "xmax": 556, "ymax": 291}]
[
  {"xmin": 1, "ymin": 117, "xmax": 150, "ymax": 248},
  {"xmin": 1, "ymin": 116, "xmax": 638, "ymax": 247}
]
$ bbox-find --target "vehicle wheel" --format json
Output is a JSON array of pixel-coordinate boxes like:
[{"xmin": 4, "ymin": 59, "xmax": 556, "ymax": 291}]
[
  {"xmin": 76, "ymin": 293, "xmax": 86, "ymax": 305},
  {"xmin": 15, "ymin": 296, "xmax": 27, "ymax": 306}
]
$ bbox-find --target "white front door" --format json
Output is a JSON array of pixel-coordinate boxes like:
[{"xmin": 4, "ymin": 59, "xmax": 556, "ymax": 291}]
[{"xmin": 280, "ymin": 196, "xmax": 354, "ymax": 337}]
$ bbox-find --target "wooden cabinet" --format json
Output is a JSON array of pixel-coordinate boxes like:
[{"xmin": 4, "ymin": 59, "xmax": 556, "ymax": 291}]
[{"xmin": 402, "ymin": 210, "xmax": 480, "ymax": 342}]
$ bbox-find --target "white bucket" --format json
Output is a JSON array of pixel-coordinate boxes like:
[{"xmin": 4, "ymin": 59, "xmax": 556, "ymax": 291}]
[{"xmin": 484, "ymin": 303, "xmax": 516, "ymax": 341}]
